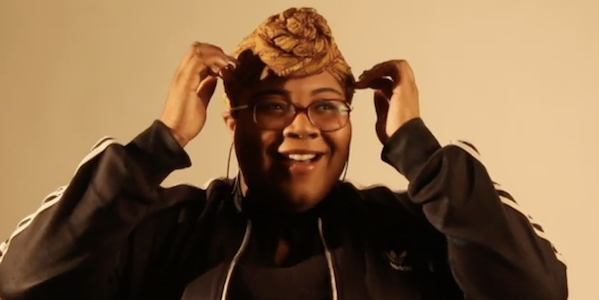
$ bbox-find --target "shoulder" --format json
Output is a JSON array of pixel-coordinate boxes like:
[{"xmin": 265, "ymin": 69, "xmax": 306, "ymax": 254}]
[
  {"xmin": 340, "ymin": 180, "xmax": 406, "ymax": 197},
  {"xmin": 339, "ymin": 180, "xmax": 431, "ymax": 239},
  {"xmin": 339, "ymin": 180, "xmax": 416, "ymax": 215},
  {"xmin": 161, "ymin": 177, "xmax": 235, "ymax": 199},
  {"xmin": 144, "ymin": 177, "xmax": 236, "ymax": 219}
]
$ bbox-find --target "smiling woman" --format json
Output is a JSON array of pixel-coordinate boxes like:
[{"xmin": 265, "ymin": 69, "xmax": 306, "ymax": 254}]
[
  {"xmin": 0, "ymin": 6, "xmax": 568, "ymax": 300},
  {"xmin": 220, "ymin": 9, "xmax": 357, "ymax": 213},
  {"xmin": 225, "ymin": 71, "xmax": 354, "ymax": 213}
]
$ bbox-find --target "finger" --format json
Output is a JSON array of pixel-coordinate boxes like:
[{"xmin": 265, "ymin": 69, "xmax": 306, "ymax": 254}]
[
  {"xmin": 374, "ymin": 90, "xmax": 390, "ymax": 120},
  {"xmin": 194, "ymin": 43, "xmax": 238, "ymax": 66},
  {"xmin": 180, "ymin": 52, "xmax": 228, "ymax": 83},
  {"xmin": 196, "ymin": 76, "xmax": 218, "ymax": 102},
  {"xmin": 181, "ymin": 43, "xmax": 236, "ymax": 79},
  {"xmin": 176, "ymin": 42, "xmax": 202, "ymax": 71},
  {"xmin": 226, "ymin": 55, "xmax": 240, "ymax": 68},
  {"xmin": 219, "ymin": 67, "xmax": 236, "ymax": 82},
  {"xmin": 356, "ymin": 77, "xmax": 394, "ymax": 98},
  {"xmin": 198, "ymin": 44, "xmax": 239, "ymax": 69},
  {"xmin": 374, "ymin": 90, "xmax": 390, "ymax": 143},
  {"xmin": 356, "ymin": 60, "xmax": 402, "ymax": 86},
  {"xmin": 356, "ymin": 59, "xmax": 418, "ymax": 90},
  {"xmin": 177, "ymin": 42, "xmax": 235, "ymax": 70},
  {"xmin": 203, "ymin": 56, "xmax": 231, "ymax": 77},
  {"xmin": 396, "ymin": 60, "xmax": 415, "ymax": 83},
  {"xmin": 196, "ymin": 45, "xmax": 231, "ymax": 73},
  {"xmin": 356, "ymin": 77, "xmax": 393, "ymax": 90}
]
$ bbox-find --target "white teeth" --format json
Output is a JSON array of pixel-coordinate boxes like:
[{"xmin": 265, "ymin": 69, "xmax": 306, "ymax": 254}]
[{"xmin": 288, "ymin": 154, "xmax": 316, "ymax": 161}]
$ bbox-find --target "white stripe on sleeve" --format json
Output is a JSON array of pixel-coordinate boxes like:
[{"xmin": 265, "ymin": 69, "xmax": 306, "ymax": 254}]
[
  {"xmin": 0, "ymin": 138, "xmax": 119, "ymax": 264},
  {"xmin": 448, "ymin": 139, "xmax": 566, "ymax": 265}
]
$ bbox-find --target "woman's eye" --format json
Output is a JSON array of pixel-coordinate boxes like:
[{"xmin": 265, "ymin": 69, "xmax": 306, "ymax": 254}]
[
  {"xmin": 318, "ymin": 104, "xmax": 336, "ymax": 110},
  {"xmin": 268, "ymin": 103, "xmax": 285, "ymax": 110},
  {"xmin": 255, "ymin": 99, "xmax": 289, "ymax": 113},
  {"xmin": 263, "ymin": 102, "xmax": 285, "ymax": 110},
  {"xmin": 314, "ymin": 101, "xmax": 342, "ymax": 112}
]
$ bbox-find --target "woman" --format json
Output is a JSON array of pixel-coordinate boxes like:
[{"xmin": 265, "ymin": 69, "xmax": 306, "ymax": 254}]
[{"xmin": 0, "ymin": 7, "xmax": 567, "ymax": 300}]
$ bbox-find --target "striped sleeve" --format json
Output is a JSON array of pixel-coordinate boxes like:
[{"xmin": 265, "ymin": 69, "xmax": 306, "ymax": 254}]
[
  {"xmin": 381, "ymin": 118, "xmax": 568, "ymax": 300},
  {"xmin": 450, "ymin": 140, "xmax": 566, "ymax": 265},
  {"xmin": 0, "ymin": 137, "xmax": 117, "ymax": 265},
  {"xmin": 0, "ymin": 120, "xmax": 192, "ymax": 300}
]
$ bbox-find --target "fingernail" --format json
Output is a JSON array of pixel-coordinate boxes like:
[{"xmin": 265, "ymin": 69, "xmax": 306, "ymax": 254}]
[{"xmin": 227, "ymin": 60, "xmax": 237, "ymax": 69}]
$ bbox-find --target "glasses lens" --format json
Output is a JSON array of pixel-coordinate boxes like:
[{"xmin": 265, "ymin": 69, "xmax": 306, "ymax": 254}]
[
  {"xmin": 254, "ymin": 98, "xmax": 293, "ymax": 129},
  {"xmin": 308, "ymin": 100, "xmax": 351, "ymax": 131}
]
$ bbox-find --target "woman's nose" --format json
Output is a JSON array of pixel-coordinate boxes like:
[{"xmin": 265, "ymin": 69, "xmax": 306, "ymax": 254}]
[{"xmin": 283, "ymin": 111, "xmax": 319, "ymax": 139}]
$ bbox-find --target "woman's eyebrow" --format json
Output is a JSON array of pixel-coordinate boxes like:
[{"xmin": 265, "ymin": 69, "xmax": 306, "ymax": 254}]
[
  {"xmin": 251, "ymin": 89, "xmax": 290, "ymax": 98},
  {"xmin": 311, "ymin": 87, "xmax": 343, "ymax": 96}
]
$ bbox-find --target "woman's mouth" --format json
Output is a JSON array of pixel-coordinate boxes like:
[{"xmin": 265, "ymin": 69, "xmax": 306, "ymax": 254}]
[
  {"xmin": 286, "ymin": 153, "xmax": 318, "ymax": 162},
  {"xmin": 279, "ymin": 151, "xmax": 325, "ymax": 174}
]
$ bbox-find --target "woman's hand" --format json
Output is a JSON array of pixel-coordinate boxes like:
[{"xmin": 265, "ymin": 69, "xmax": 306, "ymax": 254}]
[
  {"xmin": 159, "ymin": 42, "xmax": 237, "ymax": 147},
  {"xmin": 355, "ymin": 60, "xmax": 420, "ymax": 144}
]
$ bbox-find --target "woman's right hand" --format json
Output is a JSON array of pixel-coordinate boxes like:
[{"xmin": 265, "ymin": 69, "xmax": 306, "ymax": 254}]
[{"xmin": 159, "ymin": 42, "xmax": 237, "ymax": 147}]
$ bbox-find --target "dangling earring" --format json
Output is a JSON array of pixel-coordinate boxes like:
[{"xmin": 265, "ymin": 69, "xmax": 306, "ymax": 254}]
[
  {"xmin": 341, "ymin": 159, "xmax": 349, "ymax": 181},
  {"xmin": 226, "ymin": 141, "xmax": 235, "ymax": 179}
]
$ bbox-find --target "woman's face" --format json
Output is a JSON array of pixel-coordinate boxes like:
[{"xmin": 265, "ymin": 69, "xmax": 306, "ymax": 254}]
[{"xmin": 227, "ymin": 71, "xmax": 352, "ymax": 212}]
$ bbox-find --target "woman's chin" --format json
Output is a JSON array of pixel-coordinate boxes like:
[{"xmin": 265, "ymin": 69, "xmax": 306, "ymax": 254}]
[{"xmin": 274, "ymin": 183, "xmax": 331, "ymax": 212}]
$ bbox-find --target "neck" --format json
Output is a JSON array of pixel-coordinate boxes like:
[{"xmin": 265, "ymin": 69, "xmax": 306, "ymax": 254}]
[
  {"xmin": 236, "ymin": 172, "xmax": 334, "ymax": 217},
  {"xmin": 242, "ymin": 194, "xmax": 329, "ymax": 225}
]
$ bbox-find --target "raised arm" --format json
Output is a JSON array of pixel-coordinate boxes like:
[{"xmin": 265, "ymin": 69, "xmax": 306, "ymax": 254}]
[
  {"xmin": 382, "ymin": 118, "xmax": 567, "ymax": 300},
  {"xmin": 0, "ymin": 121, "xmax": 192, "ymax": 300},
  {"xmin": 356, "ymin": 59, "xmax": 567, "ymax": 300},
  {"xmin": 0, "ymin": 42, "xmax": 238, "ymax": 300}
]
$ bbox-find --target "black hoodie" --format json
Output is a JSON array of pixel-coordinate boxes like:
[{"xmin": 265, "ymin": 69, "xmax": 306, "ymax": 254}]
[{"xmin": 0, "ymin": 118, "xmax": 567, "ymax": 300}]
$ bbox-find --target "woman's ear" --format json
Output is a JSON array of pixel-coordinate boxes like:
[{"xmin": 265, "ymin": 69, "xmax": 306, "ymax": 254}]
[{"xmin": 222, "ymin": 110, "xmax": 236, "ymax": 136}]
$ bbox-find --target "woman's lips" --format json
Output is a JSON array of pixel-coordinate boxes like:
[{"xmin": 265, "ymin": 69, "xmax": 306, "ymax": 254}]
[
  {"xmin": 278, "ymin": 152, "xmax": 325, "ymax": 175},
  {"xmin": 285, "ymin": 155, "xmax": 322, "ymax": 175}
]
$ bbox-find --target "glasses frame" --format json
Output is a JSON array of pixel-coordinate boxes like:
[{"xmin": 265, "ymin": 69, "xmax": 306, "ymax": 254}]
[{"xmin": 230, "ymin": 99, "xmax": 353, "ymax": 132}]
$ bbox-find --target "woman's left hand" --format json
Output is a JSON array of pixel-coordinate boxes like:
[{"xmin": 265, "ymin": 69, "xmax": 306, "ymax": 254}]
[{"xmin": 355, "ymin": 60, "xmax": 421, "ymax": 144}]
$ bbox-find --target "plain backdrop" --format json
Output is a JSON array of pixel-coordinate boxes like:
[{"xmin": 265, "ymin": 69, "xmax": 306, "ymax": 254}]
[{"xmin": 1, "ymin": 0, "xmax": 597, "ymax": 299}]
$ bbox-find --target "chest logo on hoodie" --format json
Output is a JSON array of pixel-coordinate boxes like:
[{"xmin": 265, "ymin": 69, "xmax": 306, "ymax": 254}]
[{"xmin": 385, "ymin": 250, "xmax": 413, "ymax": 271}]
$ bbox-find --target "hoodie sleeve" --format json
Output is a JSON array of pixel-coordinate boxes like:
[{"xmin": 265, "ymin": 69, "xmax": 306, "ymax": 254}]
[
  {"xmin": 0, "ymin": 120, "xmax": 192, "ymax": 300},
  {"xmin": 381, "ymin": 118, "xmax": 568, "ymax": 300}
]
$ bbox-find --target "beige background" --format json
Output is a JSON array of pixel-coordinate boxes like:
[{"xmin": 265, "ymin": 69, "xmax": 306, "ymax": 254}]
[{"xmin": 1, "ymin": 0, "xmax": 597, "ymax": 299}]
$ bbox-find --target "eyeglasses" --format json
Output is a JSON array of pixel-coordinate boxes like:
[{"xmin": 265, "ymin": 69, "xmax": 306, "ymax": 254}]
[{"xmin": 230, "ymin": 98, "xmax": 353, "ymax": 132}]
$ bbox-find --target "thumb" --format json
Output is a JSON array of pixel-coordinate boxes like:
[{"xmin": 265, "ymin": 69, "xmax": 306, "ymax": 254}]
[
  {"xmin": 374, "ymin": 90, "xmax": 390, "ymax": 144},
  {"xmin": 196, "ymin": 76, "xmax": 218, "ymax": 107},
  {"xmin": 374, "ymin": 90, "xmax": 390, "ymax": 120}
]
